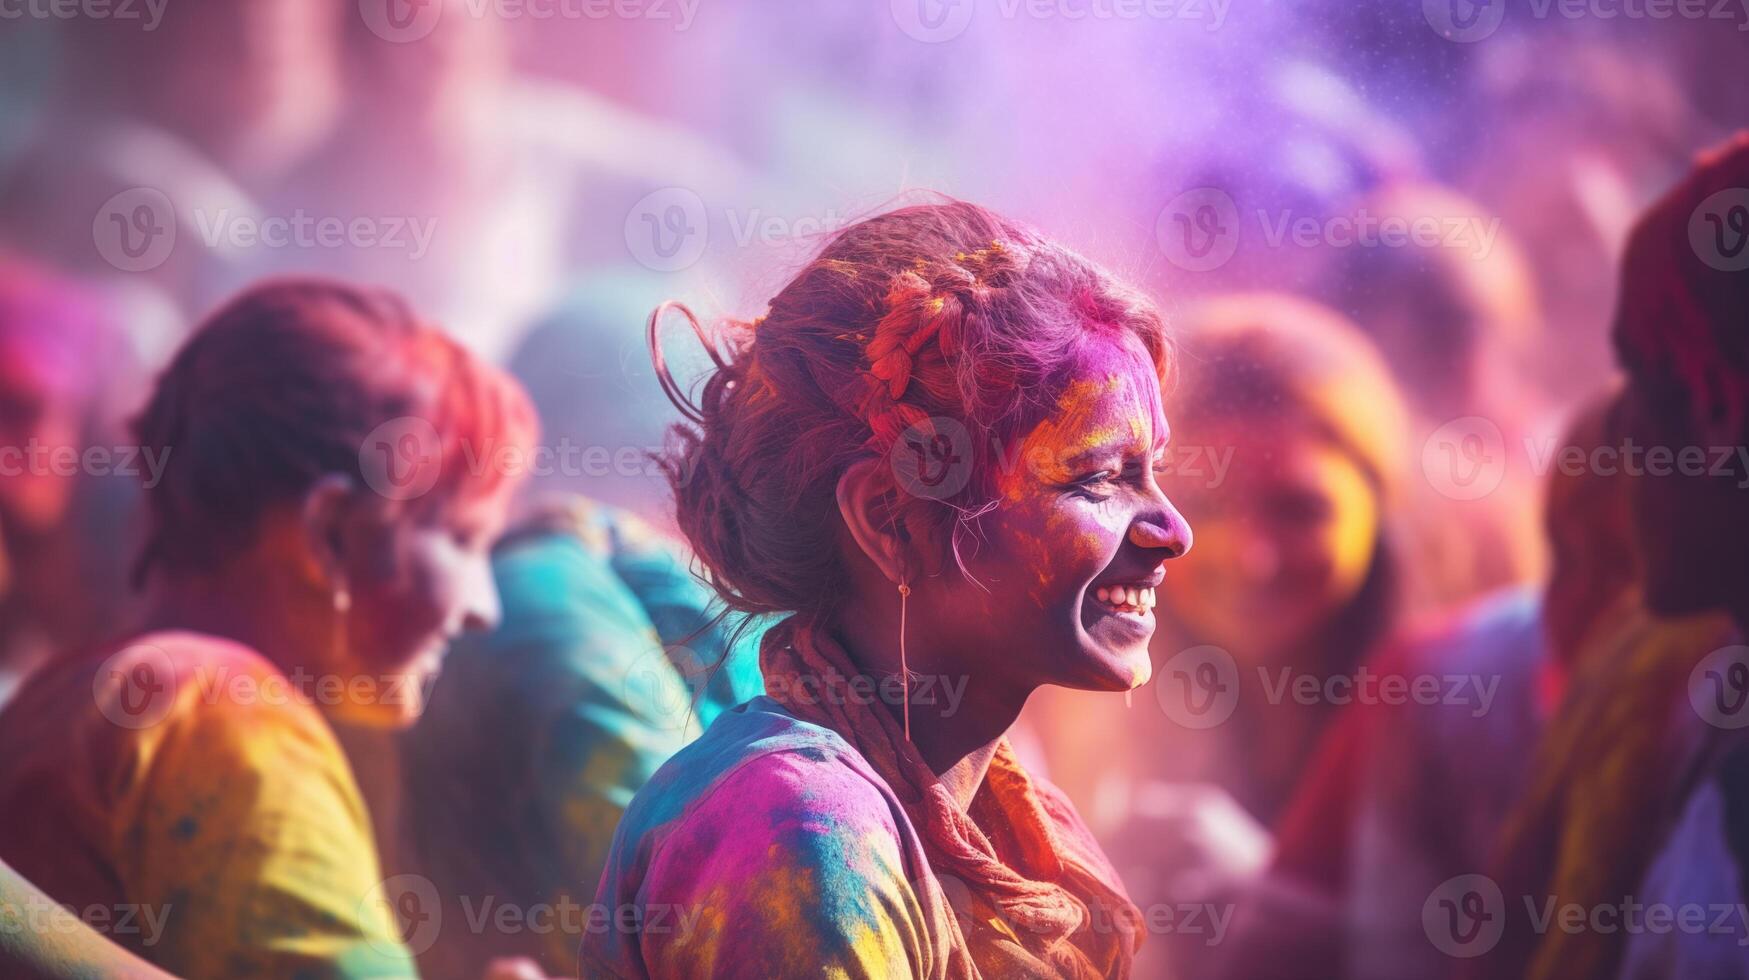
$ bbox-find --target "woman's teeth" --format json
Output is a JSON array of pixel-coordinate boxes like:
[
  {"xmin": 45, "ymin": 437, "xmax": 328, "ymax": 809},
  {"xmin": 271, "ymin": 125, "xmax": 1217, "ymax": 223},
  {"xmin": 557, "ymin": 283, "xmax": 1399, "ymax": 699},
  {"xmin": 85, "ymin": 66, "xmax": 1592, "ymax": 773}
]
[{"xmin": 1094, "ymin": 585, "xmax": 1155, "ymax": 614}]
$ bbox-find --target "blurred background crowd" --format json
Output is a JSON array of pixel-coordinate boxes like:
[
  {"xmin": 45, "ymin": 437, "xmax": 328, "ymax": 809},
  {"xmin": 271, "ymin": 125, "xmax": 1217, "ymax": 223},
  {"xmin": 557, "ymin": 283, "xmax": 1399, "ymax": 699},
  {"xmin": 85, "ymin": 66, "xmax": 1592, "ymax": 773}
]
[{"xmin": 1, "ymin": 1, "xmax": 1747, "ymax": 978}]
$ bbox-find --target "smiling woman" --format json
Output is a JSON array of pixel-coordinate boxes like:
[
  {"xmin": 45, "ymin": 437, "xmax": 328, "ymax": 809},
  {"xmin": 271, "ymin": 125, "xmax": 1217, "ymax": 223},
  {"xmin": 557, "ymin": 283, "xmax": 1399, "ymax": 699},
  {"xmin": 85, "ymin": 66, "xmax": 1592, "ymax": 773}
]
[
  {"xmin": 582, "ymin": 200, "xmax": 1191, "ymax": 978},
  {"xmin": 0, "ymin": 279, "xmax": 537, "ymax": 979}
]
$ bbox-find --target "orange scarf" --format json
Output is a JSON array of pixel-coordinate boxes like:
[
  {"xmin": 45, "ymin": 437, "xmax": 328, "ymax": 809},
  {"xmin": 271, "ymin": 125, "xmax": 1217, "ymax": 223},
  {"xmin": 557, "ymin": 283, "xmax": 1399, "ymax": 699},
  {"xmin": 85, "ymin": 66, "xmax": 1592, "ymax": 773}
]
[{"xmin": 760, "ymin": 614, "xmax": 1141, "ymax": 978}]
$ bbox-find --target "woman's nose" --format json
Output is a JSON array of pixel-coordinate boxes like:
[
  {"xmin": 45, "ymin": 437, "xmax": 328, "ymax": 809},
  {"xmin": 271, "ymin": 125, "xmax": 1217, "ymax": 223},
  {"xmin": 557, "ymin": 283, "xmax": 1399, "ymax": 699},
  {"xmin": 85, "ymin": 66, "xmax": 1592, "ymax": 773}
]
[
  {"xmin": 1129, "ymin": 510, "xmax": 1192, "ymax": 558},
  {"xmin": 459, "ymin": 557, "xmax": 504, "ymax": 634}
]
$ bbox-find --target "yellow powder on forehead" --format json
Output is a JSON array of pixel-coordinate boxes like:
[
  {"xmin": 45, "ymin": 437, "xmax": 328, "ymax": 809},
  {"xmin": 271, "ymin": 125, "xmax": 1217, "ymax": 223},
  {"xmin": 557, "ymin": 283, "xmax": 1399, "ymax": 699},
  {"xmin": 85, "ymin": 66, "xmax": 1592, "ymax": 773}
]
[{"xmin": 1000, "ymin": 373, "xmax": 1148, "ymax": 500}]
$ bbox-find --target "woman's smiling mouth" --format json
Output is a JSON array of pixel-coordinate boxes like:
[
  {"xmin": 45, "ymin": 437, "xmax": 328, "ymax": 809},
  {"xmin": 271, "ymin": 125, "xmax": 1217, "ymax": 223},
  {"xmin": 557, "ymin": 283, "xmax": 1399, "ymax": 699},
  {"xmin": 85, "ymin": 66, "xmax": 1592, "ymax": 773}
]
[{"xmin": 1091, "ymin": 583, "xmax": 1157, "ymax": 617}]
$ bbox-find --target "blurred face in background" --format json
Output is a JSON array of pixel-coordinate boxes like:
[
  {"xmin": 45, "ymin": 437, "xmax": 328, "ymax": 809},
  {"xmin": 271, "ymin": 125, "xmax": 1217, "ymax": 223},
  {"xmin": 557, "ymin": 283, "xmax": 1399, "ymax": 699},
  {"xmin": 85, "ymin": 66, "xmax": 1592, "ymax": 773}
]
[
  {"xmin": 1157, "ymin": 415, "xmax": 1380, "ymax": 663},
  {"xmin": 90, "ymin": 0, "xmax": 343, "ymax": 179},
  {"xmin": 0, "ymin": 355, "xmax": 81, "ymax": 603},
  {"xmin": 315, "ymin": 487, "xmax": 514, "ymax": 729},
  {"xmin": 347, "ymin": 0, "xmax": 510, "ymax": 135}
]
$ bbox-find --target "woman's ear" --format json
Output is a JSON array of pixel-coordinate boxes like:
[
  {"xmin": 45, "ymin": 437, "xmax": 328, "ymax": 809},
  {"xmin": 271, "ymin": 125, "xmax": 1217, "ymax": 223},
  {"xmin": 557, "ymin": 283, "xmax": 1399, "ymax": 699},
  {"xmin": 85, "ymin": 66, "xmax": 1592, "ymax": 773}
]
[
  {"xmin": 298, "ymin": 473, "xmax": 358, "ymax": 593},
  {"xmin": 836, "ymin": 457, "xmax": 910, "ymax": 586}
]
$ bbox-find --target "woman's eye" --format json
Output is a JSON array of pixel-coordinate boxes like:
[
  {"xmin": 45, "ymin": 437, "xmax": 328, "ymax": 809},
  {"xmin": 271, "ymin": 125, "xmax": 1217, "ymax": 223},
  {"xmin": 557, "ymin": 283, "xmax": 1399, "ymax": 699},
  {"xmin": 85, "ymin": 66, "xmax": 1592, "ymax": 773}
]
[{"xmin": 1069, "ymin": 471, "xmax": 1119, "ymax": 494}]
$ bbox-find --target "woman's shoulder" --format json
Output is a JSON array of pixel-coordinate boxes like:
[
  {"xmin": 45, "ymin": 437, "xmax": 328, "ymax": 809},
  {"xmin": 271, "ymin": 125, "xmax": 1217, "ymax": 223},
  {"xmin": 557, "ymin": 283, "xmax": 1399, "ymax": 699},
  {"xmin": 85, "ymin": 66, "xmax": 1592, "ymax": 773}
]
[
  {"xmin": 1, "ymin": 630, "xmax": 336, "ymax": 761},
  {"xmin": 627, "ymin": 696, "xmax": 906, "ymax": 837},
  {"xmin": 589, "ymin": 699, "xmax": 929, "ymax": 976},
  {"xmin": 602, "ymin": 697, "xmax": 920, "ymax": 900}
]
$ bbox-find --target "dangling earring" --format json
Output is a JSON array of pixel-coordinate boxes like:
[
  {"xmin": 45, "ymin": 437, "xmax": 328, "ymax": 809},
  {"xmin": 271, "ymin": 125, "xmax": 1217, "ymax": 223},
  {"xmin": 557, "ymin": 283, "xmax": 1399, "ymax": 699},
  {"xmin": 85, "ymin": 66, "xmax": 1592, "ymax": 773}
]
[
  {"xmin": 897, "ymin": 580, "xmax": 912, "ymax": 742},
  {"xmin": 332, "ymin": 585, "xmax": 352, "ymax": 675}
]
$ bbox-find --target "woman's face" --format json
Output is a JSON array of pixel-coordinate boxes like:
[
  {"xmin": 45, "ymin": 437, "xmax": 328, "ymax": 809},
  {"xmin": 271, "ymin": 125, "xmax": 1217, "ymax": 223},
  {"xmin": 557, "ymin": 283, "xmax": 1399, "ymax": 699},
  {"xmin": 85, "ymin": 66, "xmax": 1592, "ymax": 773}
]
[
  {"xmin": 913, "ymin": 339, "xmax": 1191, "ymax": 696},
  {"xmin": 337, "ymin": 490, "xmax": 511, "ymax": 727},
  {"xmin": 1157, "ymin": 417, "xmax": 1379, "ymax": 663}
]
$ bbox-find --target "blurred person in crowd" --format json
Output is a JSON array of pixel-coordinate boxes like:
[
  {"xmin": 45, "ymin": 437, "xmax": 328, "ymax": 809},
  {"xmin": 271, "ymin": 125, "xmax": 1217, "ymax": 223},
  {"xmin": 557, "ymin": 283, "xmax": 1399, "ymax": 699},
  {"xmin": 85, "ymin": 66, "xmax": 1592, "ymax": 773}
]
[
  {"xmin": 1339, "ymin": 393, "xmax": 1626, "ymax": 979},
  {"xmin": 1458, "ymin": 34, "xmax": 1705, "ymax": 407},
  {"xmin": 0, "ymin": 0, "xmax": 346, "ymax": 366},
  {"xmin": 1484, "ymin": 132, "xmax": 1749, "ymax": 980},
  {"xmin": 1216, "ymin": 389, "xmax": 1703, "ymax": 980},
  {"xmin": 399, "ymin": 494, "xmax": 766, "ymax": 978},
  {"xmin": 1317, "ymin": 181, "xmax": 1549, "ymax": 610},
  {"xmin": 585, "ymin": 202, "xmax": 1188, "ymax": 976},
  {"xmin": 0, "ymin": 256, "xmax": 138, "ymax": 709},
  {"xmin": 0, "ymin": 280, "xmax": 537, "ymax": 978},
  {"xmin": 1020, "ymin": 293, "xmax": 1406, "ymax": 980},
  {"xmin": 272, "ymin": 0, "xmax": 755, "ymax": 360}
]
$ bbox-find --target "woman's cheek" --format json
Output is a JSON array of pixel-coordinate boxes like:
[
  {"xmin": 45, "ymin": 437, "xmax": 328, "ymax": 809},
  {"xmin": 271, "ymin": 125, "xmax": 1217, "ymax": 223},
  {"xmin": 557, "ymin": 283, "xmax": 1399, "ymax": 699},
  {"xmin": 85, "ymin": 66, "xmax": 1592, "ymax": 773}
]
[
  {"xmin": 1319, "ymin": 504, "xmax": 1381, "ymax": 608},
  {"xmin": 365, "ymin": 535, "xmax": 459, "ymax": 662}
]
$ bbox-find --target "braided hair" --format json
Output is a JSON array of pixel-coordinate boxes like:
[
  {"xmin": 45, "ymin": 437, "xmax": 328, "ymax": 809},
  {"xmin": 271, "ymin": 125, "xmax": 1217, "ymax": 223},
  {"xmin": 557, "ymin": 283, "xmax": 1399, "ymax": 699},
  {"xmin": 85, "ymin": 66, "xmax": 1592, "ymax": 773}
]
[{"xmin": 651, "ymin": 199, "xmax": 1170, "ymax": 621}]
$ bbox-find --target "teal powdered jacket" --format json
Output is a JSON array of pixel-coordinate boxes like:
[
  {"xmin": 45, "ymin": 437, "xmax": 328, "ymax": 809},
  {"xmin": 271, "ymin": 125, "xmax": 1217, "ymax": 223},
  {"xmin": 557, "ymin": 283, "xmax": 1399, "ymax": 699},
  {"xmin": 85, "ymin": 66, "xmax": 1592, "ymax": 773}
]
[{"xmin": 398, "ymin": 495, "xmax": 768, "ymax": 979}]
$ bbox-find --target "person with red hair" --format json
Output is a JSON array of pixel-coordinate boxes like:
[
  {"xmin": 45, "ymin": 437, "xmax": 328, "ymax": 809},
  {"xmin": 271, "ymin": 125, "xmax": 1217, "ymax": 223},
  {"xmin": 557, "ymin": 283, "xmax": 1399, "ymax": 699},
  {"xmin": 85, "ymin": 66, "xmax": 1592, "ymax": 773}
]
[
  {"xmin": 0, "ymin": 280, "xmax": 537, "ymax": 978},
  {"xmin": 583, "ymin": 200, "xmax": 1192, "ymax": 978}
]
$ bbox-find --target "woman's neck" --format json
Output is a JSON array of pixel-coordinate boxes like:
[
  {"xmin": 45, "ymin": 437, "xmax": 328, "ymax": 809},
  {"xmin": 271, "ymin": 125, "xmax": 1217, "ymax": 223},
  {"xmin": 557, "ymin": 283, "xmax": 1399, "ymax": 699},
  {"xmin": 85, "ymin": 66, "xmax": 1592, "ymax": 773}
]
[
  {"xmin": 137, "ymin": 564, "xmax": 332, "ymax": 677},
  {"xmin": 830, "ymin": 612, "xmax": 1029, "ymax": 810},
  {"xmin": 906, "ymin": 681, "xmax": 1028, "ymax": 810}
]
